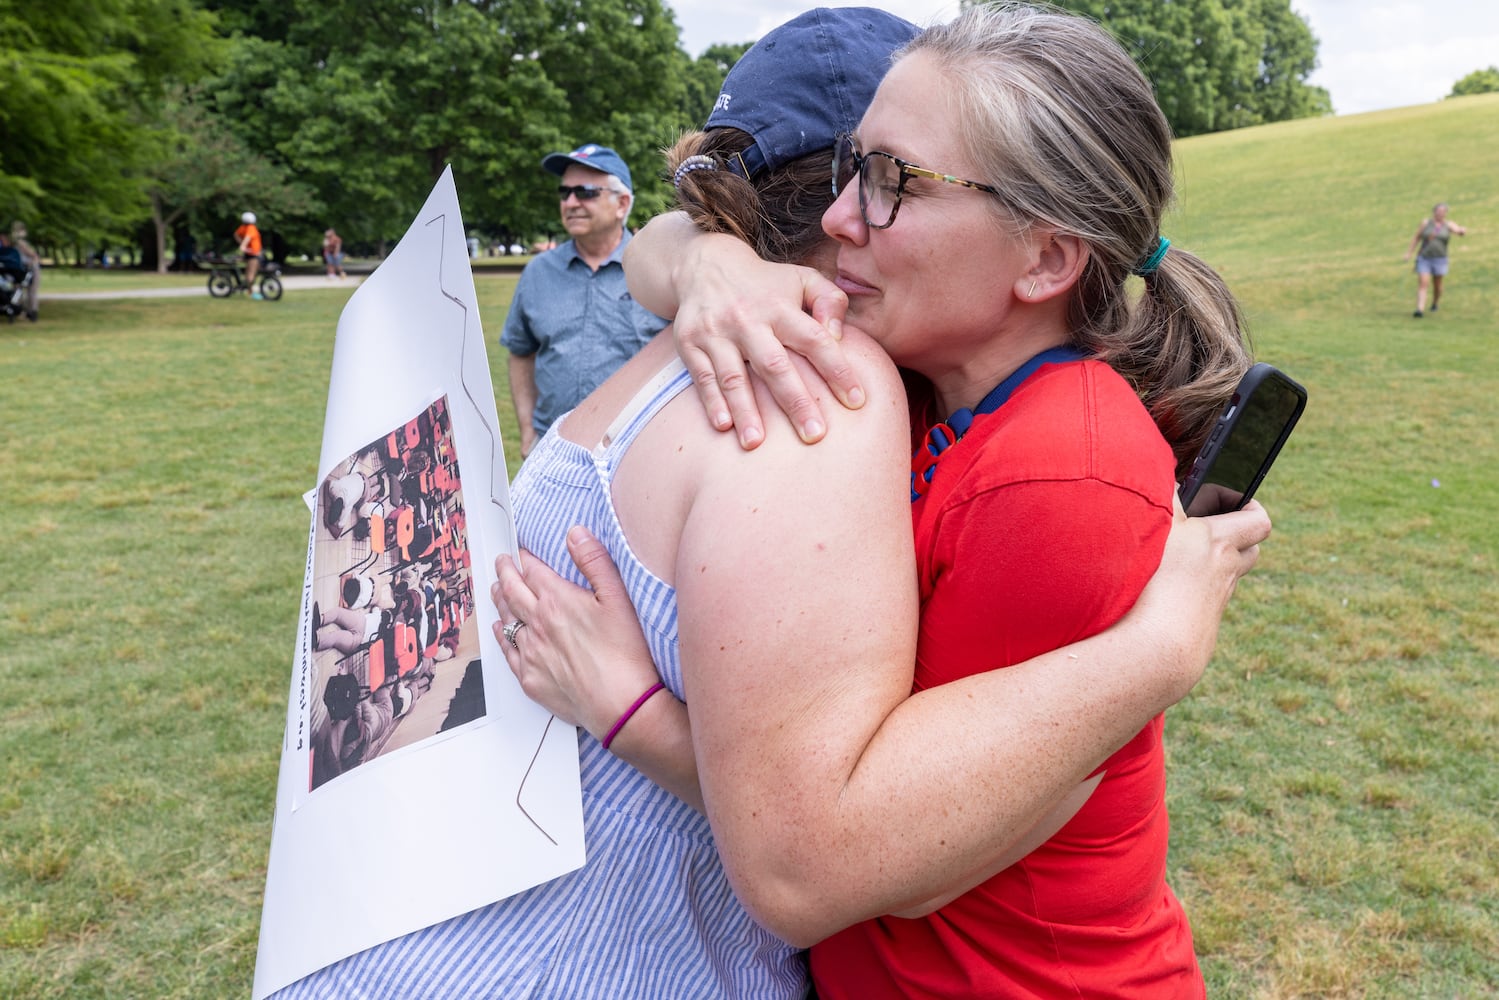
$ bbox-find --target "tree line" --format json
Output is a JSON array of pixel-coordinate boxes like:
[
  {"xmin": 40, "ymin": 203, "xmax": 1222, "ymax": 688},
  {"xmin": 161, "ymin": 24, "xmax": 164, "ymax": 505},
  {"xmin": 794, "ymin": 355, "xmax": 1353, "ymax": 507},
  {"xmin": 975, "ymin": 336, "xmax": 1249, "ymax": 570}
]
[{"xmin": 3, "ymin": 0, "xmax": 1337, "ymax": 273}]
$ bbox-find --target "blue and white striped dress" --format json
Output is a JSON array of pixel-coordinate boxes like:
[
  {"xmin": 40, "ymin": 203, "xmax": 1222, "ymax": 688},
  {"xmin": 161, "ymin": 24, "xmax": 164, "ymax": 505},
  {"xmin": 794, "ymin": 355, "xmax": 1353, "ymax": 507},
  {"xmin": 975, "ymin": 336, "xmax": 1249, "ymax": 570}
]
[{"xmin": 274, "ymin": 362, "xmax": 809, "ymax": 998}]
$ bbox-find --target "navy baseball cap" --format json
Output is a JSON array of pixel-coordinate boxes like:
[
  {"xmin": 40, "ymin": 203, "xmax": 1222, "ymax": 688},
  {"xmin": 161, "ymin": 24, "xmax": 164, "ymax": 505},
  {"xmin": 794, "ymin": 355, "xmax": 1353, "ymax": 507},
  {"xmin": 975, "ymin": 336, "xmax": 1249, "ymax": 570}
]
[
  {"xmin": 542, "ymin": 143, "xmax": 634, "ymax": 192},
  {"xmin": 706, "ymin": 7, "xmax": 921, "ymax": 180}
]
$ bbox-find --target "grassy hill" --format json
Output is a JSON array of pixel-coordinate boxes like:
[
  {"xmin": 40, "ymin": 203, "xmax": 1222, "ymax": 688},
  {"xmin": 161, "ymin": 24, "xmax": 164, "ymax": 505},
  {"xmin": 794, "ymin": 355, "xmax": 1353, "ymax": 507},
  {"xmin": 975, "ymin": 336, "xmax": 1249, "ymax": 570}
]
[
  {"xmin": 0, "ymin": 95, "xmax": 1495, "ymax": 997},
  {"xmin": 1164, "ymin": 93, "xmax": 1499, "ymax": 996}
]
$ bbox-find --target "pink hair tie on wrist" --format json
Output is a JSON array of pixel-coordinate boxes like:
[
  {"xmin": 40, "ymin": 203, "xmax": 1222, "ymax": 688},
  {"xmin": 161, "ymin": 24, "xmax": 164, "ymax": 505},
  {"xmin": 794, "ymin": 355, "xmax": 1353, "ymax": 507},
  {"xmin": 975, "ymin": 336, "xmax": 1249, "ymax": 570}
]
[{"xmin": 601, "ymin": 681, "xmax": 666, "ymax": 751}]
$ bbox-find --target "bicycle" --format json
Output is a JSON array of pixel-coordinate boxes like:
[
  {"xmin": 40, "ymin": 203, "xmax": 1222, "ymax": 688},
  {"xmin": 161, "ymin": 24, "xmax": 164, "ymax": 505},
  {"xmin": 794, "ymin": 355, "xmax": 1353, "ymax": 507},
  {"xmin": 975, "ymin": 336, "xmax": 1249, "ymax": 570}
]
[{"xmin": 207, "ymin": 258, "xmax": 284, "ymax": 301}]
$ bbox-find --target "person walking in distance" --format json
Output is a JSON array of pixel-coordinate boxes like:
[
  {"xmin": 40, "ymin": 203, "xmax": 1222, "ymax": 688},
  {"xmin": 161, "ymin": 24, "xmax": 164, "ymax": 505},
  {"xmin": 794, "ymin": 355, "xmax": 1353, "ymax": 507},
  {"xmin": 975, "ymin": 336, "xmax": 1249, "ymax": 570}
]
[
  {"xmin": 1404, "ymin": 201, "xmax": 1469, "ymax": 317},
  {"xmin": 322, "ymin": 228, "xmax": 346, "ymax": 280}
]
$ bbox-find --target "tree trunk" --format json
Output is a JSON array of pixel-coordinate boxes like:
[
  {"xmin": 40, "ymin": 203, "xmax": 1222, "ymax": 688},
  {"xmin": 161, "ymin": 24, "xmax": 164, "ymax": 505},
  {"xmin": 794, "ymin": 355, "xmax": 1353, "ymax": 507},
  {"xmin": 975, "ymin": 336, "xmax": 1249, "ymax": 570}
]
[
  {"xmin": 148, "ymin": 193, "xmax": 189, "ymax": 274},
  {"xmin": 151, "ymin": 191, "xmax": 170, "ymax": 274}
]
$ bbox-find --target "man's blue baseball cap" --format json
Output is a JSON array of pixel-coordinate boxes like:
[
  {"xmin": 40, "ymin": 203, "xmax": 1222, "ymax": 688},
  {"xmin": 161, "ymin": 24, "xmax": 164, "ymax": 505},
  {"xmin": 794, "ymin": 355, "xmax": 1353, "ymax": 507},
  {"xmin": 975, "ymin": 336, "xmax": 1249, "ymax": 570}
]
[
  {"xmin": 542, "ymin": 143, "xmax": 634, "ymax": 192},
  {"xmin": 705, "ymin": 7, "xmax": 921, "ymax": 180}
]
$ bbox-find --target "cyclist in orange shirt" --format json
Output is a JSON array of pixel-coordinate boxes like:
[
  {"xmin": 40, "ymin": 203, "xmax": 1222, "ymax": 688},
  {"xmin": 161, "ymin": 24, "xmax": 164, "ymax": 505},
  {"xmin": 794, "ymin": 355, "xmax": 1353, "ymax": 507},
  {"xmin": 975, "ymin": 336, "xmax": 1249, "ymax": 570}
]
[{"xmin": 235, "ymin": 211, "xmax": 264, "ymax": 298}]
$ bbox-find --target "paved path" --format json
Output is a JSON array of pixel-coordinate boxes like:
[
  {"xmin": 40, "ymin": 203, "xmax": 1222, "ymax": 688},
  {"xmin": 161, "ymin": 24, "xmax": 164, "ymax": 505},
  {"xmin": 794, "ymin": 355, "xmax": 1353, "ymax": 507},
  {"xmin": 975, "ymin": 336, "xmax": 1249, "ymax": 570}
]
[{"xmin": 41, "ymin": 274, "xmax": 366, "ymax": 300}]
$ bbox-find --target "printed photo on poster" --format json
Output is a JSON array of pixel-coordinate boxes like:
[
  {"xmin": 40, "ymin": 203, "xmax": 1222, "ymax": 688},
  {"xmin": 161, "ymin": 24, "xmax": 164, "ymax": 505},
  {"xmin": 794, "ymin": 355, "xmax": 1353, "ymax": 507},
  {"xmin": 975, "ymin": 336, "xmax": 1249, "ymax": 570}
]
[{"xmin": 308, "ymin": 395, "xmax": 485, "ymax": 790}]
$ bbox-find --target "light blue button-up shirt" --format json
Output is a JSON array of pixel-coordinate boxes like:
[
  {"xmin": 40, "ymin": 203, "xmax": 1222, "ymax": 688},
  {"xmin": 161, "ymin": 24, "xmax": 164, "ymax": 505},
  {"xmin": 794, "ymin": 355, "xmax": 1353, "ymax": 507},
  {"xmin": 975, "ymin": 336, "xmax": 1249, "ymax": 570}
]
[{"xmin": 500, "ymin": 229, "xmax": 668, "ymax": 435}]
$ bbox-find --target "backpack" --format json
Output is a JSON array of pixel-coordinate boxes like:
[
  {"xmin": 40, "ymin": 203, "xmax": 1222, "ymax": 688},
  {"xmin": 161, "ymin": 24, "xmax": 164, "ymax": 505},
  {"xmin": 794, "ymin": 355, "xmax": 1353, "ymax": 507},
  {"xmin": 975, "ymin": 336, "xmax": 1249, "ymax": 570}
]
[{"xmin": 323, "ymin": 672, "xmax": 362, "ymax": 721}]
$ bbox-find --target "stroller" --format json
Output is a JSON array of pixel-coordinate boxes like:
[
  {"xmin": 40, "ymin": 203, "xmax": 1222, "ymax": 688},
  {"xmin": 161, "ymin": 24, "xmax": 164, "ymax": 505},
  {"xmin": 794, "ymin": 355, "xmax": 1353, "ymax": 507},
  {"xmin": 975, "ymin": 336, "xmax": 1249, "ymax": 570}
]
[{"xmin": 0, "ymin": 262, "xmax": 36, "ymax": 322}]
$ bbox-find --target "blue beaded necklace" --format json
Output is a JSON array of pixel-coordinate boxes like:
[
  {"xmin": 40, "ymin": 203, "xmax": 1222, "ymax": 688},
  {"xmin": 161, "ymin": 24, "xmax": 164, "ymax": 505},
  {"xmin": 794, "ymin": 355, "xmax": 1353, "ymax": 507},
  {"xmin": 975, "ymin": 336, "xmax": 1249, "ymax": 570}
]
[{"xmin": 910, "ymin": 345, "xmax": 1088, "ymax": 502}]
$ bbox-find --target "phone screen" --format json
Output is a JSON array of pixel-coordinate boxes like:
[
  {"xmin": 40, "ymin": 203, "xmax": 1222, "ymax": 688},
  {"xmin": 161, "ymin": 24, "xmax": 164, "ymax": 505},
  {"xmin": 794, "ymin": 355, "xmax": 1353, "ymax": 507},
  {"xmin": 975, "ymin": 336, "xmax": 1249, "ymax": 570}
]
[{"xmin": 1180, "ymin": 365, "xmax": 1306, "ymax": 517}]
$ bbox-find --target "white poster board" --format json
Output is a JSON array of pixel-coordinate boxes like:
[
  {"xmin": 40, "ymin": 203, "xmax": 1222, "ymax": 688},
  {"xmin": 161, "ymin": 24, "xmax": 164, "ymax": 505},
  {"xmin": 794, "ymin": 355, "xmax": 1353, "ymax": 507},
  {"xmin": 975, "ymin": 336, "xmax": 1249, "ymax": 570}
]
[{"xmin": 253, "ymin": 169, "xmax": 584, "ymax": 998}]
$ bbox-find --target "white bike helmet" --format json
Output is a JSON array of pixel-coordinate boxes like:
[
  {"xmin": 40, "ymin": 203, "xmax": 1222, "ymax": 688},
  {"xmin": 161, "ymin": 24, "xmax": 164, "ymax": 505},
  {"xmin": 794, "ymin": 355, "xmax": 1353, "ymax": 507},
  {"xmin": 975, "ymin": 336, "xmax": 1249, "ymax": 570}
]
[{"xmin": 241, "ymin": 211, "xmax": 257, "ymax": 224}]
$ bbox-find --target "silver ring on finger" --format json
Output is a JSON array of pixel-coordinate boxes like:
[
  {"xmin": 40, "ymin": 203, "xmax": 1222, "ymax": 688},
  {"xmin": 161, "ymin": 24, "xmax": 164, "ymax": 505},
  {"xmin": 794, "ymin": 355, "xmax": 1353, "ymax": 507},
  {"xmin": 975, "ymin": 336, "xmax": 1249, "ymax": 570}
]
[{"xmin": 502, "ymin": 619, "xmax": 527, "ymax": 649}]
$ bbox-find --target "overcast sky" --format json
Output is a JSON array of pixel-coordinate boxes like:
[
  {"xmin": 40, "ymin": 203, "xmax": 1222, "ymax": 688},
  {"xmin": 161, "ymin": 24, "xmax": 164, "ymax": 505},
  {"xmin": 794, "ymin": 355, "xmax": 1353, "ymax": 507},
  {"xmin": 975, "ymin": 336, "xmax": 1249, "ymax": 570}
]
[{"xmin": 670, "ymin": 1, "xmax": 1499, "ymax": 117}]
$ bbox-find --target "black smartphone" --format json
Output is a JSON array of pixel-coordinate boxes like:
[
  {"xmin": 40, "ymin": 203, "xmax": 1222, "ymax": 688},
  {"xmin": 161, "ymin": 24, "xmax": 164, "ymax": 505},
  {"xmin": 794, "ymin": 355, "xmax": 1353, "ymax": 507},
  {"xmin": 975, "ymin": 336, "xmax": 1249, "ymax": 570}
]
[{"xmin": 1178, "ymin": 363, "xmax": 1307, "ymax": 517}]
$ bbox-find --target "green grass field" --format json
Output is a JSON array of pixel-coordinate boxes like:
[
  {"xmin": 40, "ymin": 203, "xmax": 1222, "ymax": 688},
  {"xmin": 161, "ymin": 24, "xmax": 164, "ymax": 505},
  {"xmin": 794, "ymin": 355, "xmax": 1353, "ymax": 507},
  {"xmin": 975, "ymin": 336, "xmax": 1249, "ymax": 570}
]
[
  {"xmin": 2, "ymin": 94, "xmax": 1496, "ymax": 998},
  {"xmin": 1163, "ymin": 93, "xmax": 1499, "ymax": 997}
]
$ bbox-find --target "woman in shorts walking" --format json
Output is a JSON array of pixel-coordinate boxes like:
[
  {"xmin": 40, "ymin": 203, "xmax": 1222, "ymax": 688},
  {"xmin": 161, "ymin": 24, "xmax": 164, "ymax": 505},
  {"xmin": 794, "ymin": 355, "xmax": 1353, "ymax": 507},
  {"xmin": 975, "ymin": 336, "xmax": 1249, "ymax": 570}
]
[{"xmin": 1404, "ymin": 202, "xmax": 1468, "ymax": 317}]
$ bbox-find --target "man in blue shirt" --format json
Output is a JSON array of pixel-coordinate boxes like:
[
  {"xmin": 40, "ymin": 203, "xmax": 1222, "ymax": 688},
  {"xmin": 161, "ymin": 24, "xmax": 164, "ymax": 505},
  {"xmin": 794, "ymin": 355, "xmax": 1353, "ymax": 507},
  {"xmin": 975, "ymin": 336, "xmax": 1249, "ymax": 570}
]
[{"xmin": 501, "ymin": 144, "xmax": 668, "ymax": 458}]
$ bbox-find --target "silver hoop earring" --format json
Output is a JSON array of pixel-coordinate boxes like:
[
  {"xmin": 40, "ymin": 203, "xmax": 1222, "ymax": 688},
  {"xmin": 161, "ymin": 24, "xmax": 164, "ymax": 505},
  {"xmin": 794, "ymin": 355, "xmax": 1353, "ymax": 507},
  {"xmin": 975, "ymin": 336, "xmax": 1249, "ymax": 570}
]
[{"xmin": 1027, "ymin": 281, "xmax": 1037, "ymax": 298}]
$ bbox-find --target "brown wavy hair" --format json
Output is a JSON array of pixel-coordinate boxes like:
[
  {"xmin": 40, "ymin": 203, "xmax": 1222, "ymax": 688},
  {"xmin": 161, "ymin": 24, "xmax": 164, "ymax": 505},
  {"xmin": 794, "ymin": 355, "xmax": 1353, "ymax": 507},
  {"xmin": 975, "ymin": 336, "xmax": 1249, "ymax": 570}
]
[{"xmin": 663, "ymin": 129, "xmax": 836, "ymax": 267}]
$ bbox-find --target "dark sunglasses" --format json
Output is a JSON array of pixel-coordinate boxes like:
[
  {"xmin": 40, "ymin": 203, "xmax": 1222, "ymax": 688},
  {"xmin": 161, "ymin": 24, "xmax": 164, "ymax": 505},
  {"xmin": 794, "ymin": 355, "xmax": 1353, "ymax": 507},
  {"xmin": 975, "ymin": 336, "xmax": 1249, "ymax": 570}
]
[
  {"xmin": 558, "ymin": 184, "xmax": 611, "ymax": 202},
  {"xmin": 832, "ymin": 133, "xmax": 1001, "ymax": 230}
]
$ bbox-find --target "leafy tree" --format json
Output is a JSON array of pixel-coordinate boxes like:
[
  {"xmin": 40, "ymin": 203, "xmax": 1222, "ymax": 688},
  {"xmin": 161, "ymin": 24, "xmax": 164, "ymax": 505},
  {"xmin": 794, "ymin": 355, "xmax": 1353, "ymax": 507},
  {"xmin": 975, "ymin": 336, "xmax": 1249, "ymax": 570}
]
[
  {"xmin": 683, "ymin": 42, "xmax": 753, "ymax": 122},
  {"xmin": 1059, "ymin": 0, "xmax": 1329, "ymax": 136},
  {"xmin": 1071, "ymin": 0, "xmax": 1222, "ymax": 135},
  {"xmin": 528, "ymin": 0, "xmax": 701, "ymax": 220},
  {"xmin": 140, "ymin": 87, "xmax": 319, "ymax": 272},
  {"xmin": 0, "ymin": 0, "xmax": 222, "ymax": 250},
  {"xmin": 204, "ymin": 0, "xmax": 709, "ymax": 250},
  {"xmin": 1226, "ymin": 0, "xmax": 1331, "ymax": 124},
  {"xmin": 1449, "ymin": 66, "xmax": 1499, "ymax": 97},
  {"xmin": 6, "ymin": 0, "xmax": 739, "ymax": 262}
]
